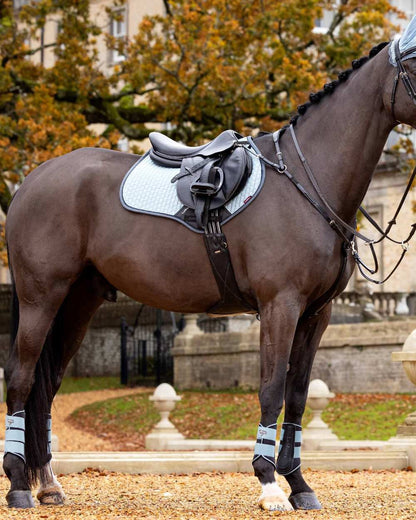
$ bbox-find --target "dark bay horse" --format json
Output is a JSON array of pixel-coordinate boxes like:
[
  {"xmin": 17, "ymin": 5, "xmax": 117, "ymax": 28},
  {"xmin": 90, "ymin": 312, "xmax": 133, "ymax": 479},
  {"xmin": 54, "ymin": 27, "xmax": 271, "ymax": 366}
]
[{"xmin": 4, "ymin": 18, "xmax": 416, "ymax": 510}]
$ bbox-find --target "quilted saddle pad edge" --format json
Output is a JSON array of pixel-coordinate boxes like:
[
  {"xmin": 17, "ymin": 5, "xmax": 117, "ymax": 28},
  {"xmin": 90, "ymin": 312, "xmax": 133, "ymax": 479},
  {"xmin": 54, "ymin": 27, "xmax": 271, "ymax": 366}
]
[{"xmin": 119, "ymin": 138, "xmax": 265, "ymax": 234}]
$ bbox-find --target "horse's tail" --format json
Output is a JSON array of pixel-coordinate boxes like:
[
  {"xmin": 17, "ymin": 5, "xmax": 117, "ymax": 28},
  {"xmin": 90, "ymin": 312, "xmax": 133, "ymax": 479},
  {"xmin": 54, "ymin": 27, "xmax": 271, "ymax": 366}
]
[
  {"xmin": 9, "ymin": 273, "xmax": 64, "ymax": 486},
  {"xmin": 9, "ymin": 273, "xmax": 19, "ymax": 353}
]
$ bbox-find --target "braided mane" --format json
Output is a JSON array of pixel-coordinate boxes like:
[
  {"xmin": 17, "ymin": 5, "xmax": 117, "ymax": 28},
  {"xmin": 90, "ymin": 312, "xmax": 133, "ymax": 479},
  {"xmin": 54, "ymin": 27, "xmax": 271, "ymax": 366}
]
[{"xmin": 280, "ymin": 41, "xmax": 390, "ymax": 133}]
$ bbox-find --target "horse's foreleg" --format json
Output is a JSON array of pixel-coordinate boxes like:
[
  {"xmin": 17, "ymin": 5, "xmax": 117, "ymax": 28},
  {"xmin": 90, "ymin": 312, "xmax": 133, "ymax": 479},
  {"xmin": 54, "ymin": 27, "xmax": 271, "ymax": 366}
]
[
  {"xmin": 280, "ymin": 304, "xmax": 332, "ymax": 510},
  {"xmin": 252, "ymin": 297, "xmax": 300, "ymax": 512}
]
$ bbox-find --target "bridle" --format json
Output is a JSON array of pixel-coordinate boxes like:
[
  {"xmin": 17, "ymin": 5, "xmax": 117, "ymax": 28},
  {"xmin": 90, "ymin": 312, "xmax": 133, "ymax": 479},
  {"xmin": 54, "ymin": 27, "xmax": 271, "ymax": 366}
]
[
  {"xmin": 248, "ymin": 39, "xmax": 416, "ymax": 285},
  {"xmin": 391, "ymin": 39, "xmax": 416, "ymax": 124}
]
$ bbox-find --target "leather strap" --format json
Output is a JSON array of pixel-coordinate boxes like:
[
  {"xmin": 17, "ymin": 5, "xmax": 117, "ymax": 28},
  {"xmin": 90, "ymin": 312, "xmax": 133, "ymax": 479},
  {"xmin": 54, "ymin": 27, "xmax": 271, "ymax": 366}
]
[{"xmin": 203, "ymin": 212, "xmax": 256, "ymax": 315}]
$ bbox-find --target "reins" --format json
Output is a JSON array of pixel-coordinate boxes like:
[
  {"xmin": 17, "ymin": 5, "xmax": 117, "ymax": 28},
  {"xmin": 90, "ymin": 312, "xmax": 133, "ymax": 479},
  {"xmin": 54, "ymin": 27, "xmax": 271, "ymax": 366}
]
[
  {"xmin": 289, "ymin": 123, "xmax": 416, "ymax": 284},
  {"xmin": 247, "ymin": 38, "xmax": 416, "ymax": 286},
  {"xmin": 248, "ymin": 120, "xmax": 416, "ymax": 285}
]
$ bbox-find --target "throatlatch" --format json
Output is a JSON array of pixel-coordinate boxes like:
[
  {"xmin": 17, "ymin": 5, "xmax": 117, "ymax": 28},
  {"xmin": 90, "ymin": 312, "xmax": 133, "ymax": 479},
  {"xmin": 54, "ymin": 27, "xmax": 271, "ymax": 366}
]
[
  {"xmin": 276, "ymin": 423, "xmax": 302, "ymax": 476},
  {"xmin": 252, "ymin": 423, "xmax": 277, "ymax": 468},
  {"xmin": 4, "ymin": 411, "xmax": 26, "ymax": 462}
]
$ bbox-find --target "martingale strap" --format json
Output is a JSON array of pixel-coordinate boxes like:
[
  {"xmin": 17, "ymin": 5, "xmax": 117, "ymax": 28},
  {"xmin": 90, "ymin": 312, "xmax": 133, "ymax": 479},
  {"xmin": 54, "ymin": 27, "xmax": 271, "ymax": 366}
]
[
  {"xmin": 252, "ymin": 423, "xmax": 277, "ymax": 468},
  {"xmin": 276, "ymin": 423, "xmax": 302, "ymax": 476},
  {"xmin": 4, "ymin": 411, "xmax": 26, "ymax": 462}
]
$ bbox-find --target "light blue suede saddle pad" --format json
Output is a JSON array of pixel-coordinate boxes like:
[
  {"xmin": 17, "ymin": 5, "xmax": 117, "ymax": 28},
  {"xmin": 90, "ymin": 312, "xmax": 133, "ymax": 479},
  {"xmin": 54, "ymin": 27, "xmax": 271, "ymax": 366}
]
[{"xmin": 120, "ymin": 139, "xmax": 265, "ymax": 233}]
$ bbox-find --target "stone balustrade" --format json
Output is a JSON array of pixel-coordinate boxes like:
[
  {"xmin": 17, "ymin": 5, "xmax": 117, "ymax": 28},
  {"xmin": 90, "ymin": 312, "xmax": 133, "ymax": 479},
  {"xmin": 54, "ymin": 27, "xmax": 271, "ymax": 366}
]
[{"xmin": 333, "ymin": 290, "xmax": 416, "ymax": 319}]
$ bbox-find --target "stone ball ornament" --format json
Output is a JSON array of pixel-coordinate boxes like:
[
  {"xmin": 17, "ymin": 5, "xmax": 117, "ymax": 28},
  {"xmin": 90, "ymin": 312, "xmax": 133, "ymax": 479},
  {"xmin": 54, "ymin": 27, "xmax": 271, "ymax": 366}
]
[
  {"xmin": 392, "ymin": 329, "xmax": 416, "ymax": 385},
  {"xmin": 149, "ymin": 383, "xmax": 182, "ymax": 428}
]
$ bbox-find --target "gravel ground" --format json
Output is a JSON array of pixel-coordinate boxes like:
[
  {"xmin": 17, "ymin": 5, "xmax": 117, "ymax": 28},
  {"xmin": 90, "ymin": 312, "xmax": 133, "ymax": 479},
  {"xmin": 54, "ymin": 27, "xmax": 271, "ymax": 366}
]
[
  {"xmin": 0, "ymin": 469, "xmax": 415, "ymax": 519},
  {"xmin": 0, "ymin": 390, "xmax": 415, "ymax": 518}
]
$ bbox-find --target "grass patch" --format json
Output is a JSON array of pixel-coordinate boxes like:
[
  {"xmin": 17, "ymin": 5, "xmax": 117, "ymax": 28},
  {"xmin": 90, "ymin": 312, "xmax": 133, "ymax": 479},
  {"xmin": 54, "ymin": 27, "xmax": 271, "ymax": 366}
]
[
  {"xmin": 70, "ymin": 391, "xmax": 416, "ymax": 447},
  {"xmin": 58, "ymin": 376, "xmax": 123, "ymax": 394},
  {"xmin": 322, "ymin": 393, "xmax": 416, "ymax": 440}
]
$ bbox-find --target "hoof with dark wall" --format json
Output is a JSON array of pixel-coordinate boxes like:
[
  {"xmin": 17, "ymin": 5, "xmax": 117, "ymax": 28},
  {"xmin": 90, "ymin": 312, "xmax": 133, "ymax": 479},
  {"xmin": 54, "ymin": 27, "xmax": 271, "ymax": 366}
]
[
  {"xmin": 6, "ymin": 490, "xmax": 35, "ymax": 509},
  {"xmin": 289, "ymin": 491, "xmax": 322, "ymax": 510}
]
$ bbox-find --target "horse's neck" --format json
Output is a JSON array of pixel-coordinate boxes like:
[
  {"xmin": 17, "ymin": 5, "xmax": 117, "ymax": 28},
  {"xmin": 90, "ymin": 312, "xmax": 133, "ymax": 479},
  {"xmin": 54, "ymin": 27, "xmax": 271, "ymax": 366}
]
[{"xmin": 286, "ymin": 48, "xmax": 395, "ymax": 223}]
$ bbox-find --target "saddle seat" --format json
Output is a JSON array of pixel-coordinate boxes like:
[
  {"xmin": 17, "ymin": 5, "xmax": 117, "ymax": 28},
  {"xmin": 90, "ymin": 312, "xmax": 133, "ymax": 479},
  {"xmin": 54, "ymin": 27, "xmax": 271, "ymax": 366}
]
[
  {"xmin": 148, "ymin": 129, "xmax": 253, "ymax": 230},
  {"xmin": 149, "ymin": 130, "xmax": 244, "ymax": 167}
]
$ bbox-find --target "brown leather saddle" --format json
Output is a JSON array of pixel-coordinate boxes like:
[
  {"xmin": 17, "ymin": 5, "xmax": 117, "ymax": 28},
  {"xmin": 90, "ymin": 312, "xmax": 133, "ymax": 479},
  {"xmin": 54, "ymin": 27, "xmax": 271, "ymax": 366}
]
[{"xmin": 148, "ymin": 130, "xmax": 256, "ymax": 315}]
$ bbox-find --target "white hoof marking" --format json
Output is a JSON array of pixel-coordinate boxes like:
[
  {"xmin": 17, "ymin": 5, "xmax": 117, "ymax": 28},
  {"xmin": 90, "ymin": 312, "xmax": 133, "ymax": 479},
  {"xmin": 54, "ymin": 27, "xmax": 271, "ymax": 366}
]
[{"xmin": 258, "ymin": 482, "xmax": 293, "ymax": 512}]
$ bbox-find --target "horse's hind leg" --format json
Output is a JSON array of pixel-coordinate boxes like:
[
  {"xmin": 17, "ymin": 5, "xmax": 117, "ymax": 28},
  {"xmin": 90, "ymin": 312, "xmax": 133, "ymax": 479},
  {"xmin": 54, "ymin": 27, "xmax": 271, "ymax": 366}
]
[
  {"xmin": 279, "ymin": 304, "xmax": 332, "ymax": 510},
  {"xmin": 252, "ymin": 296, "xmax": 301, "ymax": 512},
  {"xmin": 4, "ymin": 287, "xmax": 70, "ymax": 508},
  {"xmin": 35, "ymin": 267, "xmax": 110, "ymax": 505}
]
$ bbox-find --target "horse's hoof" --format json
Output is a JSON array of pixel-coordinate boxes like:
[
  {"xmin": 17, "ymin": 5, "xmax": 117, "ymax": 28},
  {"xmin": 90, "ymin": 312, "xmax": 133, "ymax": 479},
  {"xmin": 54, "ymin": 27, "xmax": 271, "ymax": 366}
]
[
  {"xmin": 6, "ymin": 490, "xmax": 35, "ymax": 508},
  {"xmin": 289, "ymin": 491, "xmax": 322, "ymax": 510},
  {"xmin": 37, "ymin": 485, "xmax": 66, "ymax": 505},
  {"xmin": 258, "ymin": 496, "xmax": 294, "ymax": 512}
]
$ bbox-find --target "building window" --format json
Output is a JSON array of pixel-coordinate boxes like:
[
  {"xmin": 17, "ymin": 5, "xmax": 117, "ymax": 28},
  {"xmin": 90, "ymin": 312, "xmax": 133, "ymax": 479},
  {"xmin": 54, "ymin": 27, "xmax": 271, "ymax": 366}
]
[
  {"xmin": 314, "ymin": 10, "xmax": 334, "ymax": 34},
  {"xmin": 110, "ymin": 8, "xmax": 127, "ymax": 64}
]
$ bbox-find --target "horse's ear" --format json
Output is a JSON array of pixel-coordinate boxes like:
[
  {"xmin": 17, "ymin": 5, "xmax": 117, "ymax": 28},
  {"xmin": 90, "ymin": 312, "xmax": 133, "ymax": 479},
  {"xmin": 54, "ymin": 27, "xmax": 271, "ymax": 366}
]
[{"xmin": 400, "ymin": 14, "xmax": 416, "ymax": 54}]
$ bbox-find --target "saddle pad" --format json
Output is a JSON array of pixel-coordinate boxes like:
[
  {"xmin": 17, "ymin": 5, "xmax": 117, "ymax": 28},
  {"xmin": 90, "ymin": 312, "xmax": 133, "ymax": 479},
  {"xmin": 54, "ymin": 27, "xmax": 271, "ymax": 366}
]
[{"xmin": 120, "ymin": 138, "xmax": 264, "ymax": 233}]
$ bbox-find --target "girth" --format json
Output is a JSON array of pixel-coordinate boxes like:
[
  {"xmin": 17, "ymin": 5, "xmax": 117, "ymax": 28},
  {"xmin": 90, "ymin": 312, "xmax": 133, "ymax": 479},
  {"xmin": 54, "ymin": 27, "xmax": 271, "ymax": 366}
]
[{"xmin": 148, "ymin": 131, "xmax": 257, "ymax": 315}]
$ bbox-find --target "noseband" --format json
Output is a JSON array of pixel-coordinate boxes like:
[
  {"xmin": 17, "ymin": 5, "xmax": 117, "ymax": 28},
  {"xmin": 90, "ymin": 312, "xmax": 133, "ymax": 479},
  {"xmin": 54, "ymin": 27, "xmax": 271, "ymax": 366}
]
[{"xmin": 391, "ymin": 39, "xmax": 416, "ymax": 123}]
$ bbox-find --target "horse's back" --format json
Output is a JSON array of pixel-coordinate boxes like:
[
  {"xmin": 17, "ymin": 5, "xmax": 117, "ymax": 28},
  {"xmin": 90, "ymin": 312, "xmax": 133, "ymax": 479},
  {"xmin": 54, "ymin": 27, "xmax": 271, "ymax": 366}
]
[
  {"xmin": 11, "ymin": 148, "xmax": 137, "ymax": 201},
  {"xmin": 6, "ymin": 147, "xmax": 222, "ymax": 311}
]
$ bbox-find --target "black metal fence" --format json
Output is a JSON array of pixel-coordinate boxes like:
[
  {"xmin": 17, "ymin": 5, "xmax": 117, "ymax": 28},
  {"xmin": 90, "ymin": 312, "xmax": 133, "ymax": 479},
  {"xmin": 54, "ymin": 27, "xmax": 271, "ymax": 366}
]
[{"xmin": 120, "ymin": 305, "xmax": 182, "ymax": 386}]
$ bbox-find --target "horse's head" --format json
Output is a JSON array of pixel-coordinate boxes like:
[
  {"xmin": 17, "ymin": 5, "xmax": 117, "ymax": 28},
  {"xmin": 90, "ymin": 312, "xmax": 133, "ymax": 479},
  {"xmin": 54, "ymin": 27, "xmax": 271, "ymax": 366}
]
[{"xmin": 386, "ymin": 15, "xmax": 416, "ymax": 127}]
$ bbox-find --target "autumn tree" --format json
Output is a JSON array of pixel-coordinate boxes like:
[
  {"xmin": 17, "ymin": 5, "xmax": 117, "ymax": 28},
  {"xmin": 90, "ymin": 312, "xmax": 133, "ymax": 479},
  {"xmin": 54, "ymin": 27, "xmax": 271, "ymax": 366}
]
[
  {"xmin": 0, "ymin": 0, "xmax": 401, "ymax": 220},
  {"xmin": 122, "ymin": 0, "xmax": 400, "ymax": 142}
]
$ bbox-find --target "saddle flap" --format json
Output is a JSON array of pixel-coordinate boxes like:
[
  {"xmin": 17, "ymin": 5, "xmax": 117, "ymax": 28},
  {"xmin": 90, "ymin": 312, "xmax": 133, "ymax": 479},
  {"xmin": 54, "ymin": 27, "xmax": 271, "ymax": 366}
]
[{"xmin": 174, "ymin": 146, "xmax": 252, "ymax": 227}]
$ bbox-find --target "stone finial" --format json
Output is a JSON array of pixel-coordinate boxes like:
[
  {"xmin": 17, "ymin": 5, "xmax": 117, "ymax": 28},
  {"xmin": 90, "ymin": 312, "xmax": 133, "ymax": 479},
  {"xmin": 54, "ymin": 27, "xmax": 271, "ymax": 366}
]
[
  {"xmin": 303, "ymin": 379, "xmax": 337, "ymax": 451},
  {"xmin": 392, "ymin": 328, "xmax": 416, "ymax": 385},
  {"xmin": 149, "ymin": 383, "xmax": 182, "ymax": 429},
  {"xmin": 391, "ymin": 329, "xmax": 416, "ymax": 437},
  {"xmin": 145, "ymin": 383, "xmax": 184, "ymax": 450}
]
